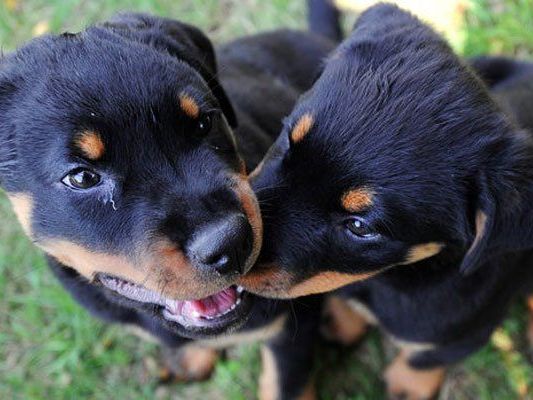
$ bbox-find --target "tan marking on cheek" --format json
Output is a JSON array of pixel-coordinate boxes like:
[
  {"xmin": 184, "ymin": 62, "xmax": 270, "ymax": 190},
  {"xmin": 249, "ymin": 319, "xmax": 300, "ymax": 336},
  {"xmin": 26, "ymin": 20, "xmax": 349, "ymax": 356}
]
[
  {"xmin": 233, "ymin": 175, "xmax": 263, "ymax": 273},
  {"xmin": 240, "ymin": 266, "xmax": 377, "ymax": 299},
  {"xmin": 291, "ymin": 113, "xmax": 314, "ymax": 143},
  {"xmin": 341, "ymin": 187, "xmax": 374, "ymax": 212},
  {"xmin": 403, "ymin": 242, "xmax": 444, "ymax": 264},
  {"xmin": 259, "ymin": 345, "xmax": 279, "ymax": 400},
  {"xmin": 7, "ymin": 193, "xmax": 33, "ymax": 236},
  {"xmin": 76, "ymin": 130, "xmax": 105, "ymax": 160},
  {"xmin": 384, "ymin": 350, "xmax": 446, "ymax": 400},
  {"xmin": 179, "ymin": 93, "xmax": 199, "ymax": 118},
  {"xmin": 38, "ymin": 239, "xmax": 216, "ymax": 300},
  {"xmin": 288, "ymin": 270, "xmax": 377, "ymax": 297},
  {"xmin": 39, "ymin": 239, "xmax": 148, "ymax": 282}
]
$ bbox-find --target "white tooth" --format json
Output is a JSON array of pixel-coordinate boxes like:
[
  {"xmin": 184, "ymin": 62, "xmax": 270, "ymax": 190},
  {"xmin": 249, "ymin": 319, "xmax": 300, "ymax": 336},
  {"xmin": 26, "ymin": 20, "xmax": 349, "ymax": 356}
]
[
  {"xmin": 236, "ymin": 298, "xmax": 241, "ymax": 305},
  {"xmin": 236, "ymin": 286, "xmax": 244, "ymax": 293},
  {"xmin": 191, "ymin": 310, "xmax": 201, "ymax": 319}
]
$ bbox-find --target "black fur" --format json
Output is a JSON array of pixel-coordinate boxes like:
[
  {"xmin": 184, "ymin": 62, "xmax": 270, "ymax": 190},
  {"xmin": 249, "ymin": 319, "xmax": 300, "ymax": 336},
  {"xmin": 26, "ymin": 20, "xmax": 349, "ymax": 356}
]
[{"xmin": 248, "ymin": 3, "xmax": 533, "ymax": 395}]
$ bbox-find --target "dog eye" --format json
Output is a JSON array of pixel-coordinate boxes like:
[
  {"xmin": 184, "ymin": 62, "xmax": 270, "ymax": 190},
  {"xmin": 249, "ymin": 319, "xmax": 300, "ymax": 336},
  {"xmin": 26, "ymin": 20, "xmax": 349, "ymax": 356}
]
[
  {"xmin": 345, "ymin": 217, "xmax": 379, "ymax": 239},
  {"xmin": 62, "ymin": 168, "xmax": 101, "ymax": 190},
  {"xmin": 196, "ymin": 114, "xmax": 212, "ymax": 136}
]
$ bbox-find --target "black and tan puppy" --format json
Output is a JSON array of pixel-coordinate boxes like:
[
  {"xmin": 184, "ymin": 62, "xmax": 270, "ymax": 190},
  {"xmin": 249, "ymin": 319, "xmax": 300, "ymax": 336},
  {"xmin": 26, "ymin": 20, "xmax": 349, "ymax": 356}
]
[
  {"xmin": 241, "ymin": 4, "xmax": 533, "ymax": 399},
  {"xmin": 0, "ymin": 12, "xmax": 335, "ymax": 399}
]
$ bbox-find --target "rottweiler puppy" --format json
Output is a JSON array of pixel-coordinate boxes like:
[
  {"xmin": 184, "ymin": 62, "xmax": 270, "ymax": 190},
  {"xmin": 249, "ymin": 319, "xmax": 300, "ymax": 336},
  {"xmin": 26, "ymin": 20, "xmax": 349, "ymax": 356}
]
[
  {"xmin": 0, "ymin": 12, "xmax": 335, "ymax": 399},
  {"xmin": 241, "ymin": 4, "xmax": 533, "ymax": 399}
]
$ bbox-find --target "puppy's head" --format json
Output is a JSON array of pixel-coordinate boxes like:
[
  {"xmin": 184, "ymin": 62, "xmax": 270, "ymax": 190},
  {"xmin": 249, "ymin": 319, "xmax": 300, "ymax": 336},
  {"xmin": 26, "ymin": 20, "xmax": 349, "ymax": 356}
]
[
  {"xmin": 0, "ymin": 14, "xmax": 261, "ymax": 337},
  {"xmin": 241, "ymin": 4, "xmax": 533, "ymax": 298}
]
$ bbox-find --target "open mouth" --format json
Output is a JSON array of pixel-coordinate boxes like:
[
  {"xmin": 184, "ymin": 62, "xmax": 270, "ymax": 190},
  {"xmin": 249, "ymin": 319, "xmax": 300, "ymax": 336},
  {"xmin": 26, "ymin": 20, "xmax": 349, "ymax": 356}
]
[{"xmin": 97, "ymin": 274, "xmax": 251, "ymax": 332}]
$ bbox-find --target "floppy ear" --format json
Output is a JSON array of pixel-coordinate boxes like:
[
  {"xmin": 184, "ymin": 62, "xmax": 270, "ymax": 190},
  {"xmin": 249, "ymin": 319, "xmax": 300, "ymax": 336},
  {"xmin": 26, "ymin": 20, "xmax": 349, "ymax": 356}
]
[
  {"xmin": 459, "ymin": 173, "xmax": 497, "ymax": 276},
  {"xmin": 105, "ymin": 13, "xmax": 237, "ymax": 127},
  {"xmin": 169, "ymin": 22, "xmax": 238, "ymax": 128},
  {"xmin": 460, "ymin": 132, "xmax": 533, "ymax": 276}
]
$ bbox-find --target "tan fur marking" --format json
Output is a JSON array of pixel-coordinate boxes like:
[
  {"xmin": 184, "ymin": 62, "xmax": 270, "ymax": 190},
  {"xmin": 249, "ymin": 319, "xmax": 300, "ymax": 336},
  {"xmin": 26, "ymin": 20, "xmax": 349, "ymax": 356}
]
[
  {"xmin": 76, "ymin": 131, "xmax": 105, "ymax": 160},
  {"xmin": 404, "ymin": 242, "xmax": 444, "ymax": 264},
  {"xmin": 171, "ymin": 346, "xmax": 219, "ymax": 382},
  {"xmin": 7, "ymin": 193, "xmax": 33, "ymax": 236},
  {"xmin": 322, "ymin": 296, "xmax": 370, "ymax": 346},
  {"xmin": 291, "ymin": 113, "xmax": 314, "ymax": 143},
  {"xmin": 233, "ymin": 175, "xmax": 263, "ymax": 273},
  {"xmin": 179, "ymin": 93, "xmax": 200, "ymax": 118},
  {"xmin": 37, "ymin": 238, "xmax": 223, "ymax": 300},
  {"xmin": 240, "ymin": 266, "xmax": 377, "ymax": 299},
  {"xmin": 467, "ymin": 210, "xmax": 487, "ymax": 256},
  {"xmin": 385, "ymin": 350, "xmax": 446, "ymax": 400},
  {"xmin": 239, "ymin": 242, "xmax": 442, "ymax": 299},
  {"xmin": 341, "ymin": 187, "xmax": 374, "ymax": 212},
  {"xmin": 291, "ymin": 271, "xmax": 376, "ymax": 297},
  {"xmin": 259, "ymin": 345, "xmax": 279, "ymax": 400}
]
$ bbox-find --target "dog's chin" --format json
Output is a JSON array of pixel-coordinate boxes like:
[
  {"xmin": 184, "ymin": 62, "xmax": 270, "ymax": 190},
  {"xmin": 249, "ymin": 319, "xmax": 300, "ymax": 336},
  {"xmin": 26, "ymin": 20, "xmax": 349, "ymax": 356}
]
[{"xmin": 96, "ymin": 273, "xmax": 254, "ymax": 339}]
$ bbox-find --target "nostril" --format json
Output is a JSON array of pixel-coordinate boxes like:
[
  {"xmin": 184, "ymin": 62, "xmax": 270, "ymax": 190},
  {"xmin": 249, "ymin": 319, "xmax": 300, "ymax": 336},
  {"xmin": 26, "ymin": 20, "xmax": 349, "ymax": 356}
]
[
  {"xmin": 208, "ymin": 254, "xmax": 233, "ymax": 276},
  {"xmin": 188, "ymin": 213, "xmax": 254, "ymax": 276}
]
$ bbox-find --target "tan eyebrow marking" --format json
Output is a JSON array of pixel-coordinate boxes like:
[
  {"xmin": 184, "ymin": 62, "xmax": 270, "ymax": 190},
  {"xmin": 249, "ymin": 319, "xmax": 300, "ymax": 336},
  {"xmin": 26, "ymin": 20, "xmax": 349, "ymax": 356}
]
[
  {"xmin": 341, "ymin": 187, "xmax": 375, "ymax": 212},
  {"xmin": 290, "ymin": 113, "xmax": 314, "ymax": 143},
  {"xmin": 179, "ymin": 93, "xmax": 200, "ymax": 119},
  {"xmin": 76, "ymin": 130, "xmax": 105, "ymax": 160}
]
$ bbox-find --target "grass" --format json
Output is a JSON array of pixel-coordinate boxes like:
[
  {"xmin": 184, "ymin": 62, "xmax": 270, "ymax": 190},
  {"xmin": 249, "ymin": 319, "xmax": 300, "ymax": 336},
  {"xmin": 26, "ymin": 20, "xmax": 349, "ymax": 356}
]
[{"xmin": 0, "ymin": 0, "xmax": 532, "ymax": 399}]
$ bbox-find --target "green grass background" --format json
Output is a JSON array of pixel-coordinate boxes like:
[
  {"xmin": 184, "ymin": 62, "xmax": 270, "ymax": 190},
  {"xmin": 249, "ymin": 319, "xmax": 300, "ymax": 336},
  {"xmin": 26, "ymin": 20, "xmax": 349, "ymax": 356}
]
[{"xmin": 1, "ymin": 0, "xmax": 533, "ymax": 399}]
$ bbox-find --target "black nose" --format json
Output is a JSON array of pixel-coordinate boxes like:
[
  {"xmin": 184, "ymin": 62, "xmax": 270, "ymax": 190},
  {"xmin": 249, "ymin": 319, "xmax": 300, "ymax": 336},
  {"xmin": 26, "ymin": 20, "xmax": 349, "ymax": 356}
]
[{"xmin": 188, "ymin": 214, "xmax": 253, "ymax": 276}]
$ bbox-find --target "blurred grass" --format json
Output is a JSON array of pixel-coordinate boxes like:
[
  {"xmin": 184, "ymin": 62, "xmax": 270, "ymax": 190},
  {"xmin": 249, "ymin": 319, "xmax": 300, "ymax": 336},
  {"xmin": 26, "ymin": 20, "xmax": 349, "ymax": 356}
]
[{"xmin": 0, "ymin": 0, "xmax": 533, "ymax": 399}]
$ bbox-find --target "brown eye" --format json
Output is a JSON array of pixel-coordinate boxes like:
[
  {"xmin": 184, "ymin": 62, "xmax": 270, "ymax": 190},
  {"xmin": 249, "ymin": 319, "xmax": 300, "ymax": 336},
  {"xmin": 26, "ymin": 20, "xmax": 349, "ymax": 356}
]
[
  {"xmin": 197, "ymin": 114, "xmax": 212, "ymax": 136},
  {"xmin": 62, "ymin": 168, "xmax": 101, "ymax": 190},
  {"xmin": 345, "ymin": 217, "xmax": 379, "ymax": 239}
]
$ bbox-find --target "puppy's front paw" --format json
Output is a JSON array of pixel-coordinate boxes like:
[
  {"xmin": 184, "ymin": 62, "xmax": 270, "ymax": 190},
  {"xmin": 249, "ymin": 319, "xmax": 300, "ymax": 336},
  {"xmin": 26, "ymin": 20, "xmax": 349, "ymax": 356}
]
[
  {"xmin": 320, "ymin": 296, "xmax": 369, "ymax": 346},
  {"xmin": 384, "ymin": 351, "xmax": 445, "ymax": 400},
  {"xmin": 160, "ymin": 346, "xmax": 219, "ymax": 383}
]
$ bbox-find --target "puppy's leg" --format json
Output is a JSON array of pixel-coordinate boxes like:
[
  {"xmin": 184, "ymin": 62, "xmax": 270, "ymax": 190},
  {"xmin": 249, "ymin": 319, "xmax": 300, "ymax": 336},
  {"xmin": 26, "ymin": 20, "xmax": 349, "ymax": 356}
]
[
  {"xmin": 321, "ymin": 295, "xmax": 374, "ymax": 346},
  {"xmin": 259, "ymin": 343, "xmax": 316, "ymax": 400},
  {"xmin": 259, "ymin": 304, "xmax": 320, "ymax": 400},
  {"xmin": 160, "ymin": 345, "xmax": 219, "ymax": 383},
  {"xmin": 384, "ymin": 349, "xmax": 445, "ymax": 400},
  {"xmin": 384, "ymin": 335, "xmax": 490, "ymax": 400}
]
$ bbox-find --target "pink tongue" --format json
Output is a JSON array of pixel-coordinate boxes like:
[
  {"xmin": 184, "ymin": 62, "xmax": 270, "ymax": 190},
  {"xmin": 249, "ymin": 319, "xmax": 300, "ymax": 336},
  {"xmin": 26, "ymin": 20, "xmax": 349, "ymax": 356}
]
[{"xmin": 181, "ymin": 287, "xmax": 237, "ymax": 319}]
